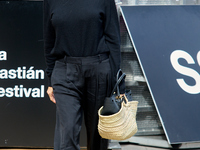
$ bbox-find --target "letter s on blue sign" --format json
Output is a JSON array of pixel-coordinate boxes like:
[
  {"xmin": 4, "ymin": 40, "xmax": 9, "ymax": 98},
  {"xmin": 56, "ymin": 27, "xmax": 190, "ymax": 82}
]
[{"xmin": 170, "ymin": 50, "xmax": 200, "ymax": 94}]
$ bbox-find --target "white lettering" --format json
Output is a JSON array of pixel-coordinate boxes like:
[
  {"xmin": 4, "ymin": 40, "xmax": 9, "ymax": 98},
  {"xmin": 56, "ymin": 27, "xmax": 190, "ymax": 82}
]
[
  {"xmin": 41, "ymin": 85, "xmax": 44, "ymax": 97},
  {"xmin": 0, "ymin": 66, "xmax": 45, "ymax": 80},
  {"xmin": 0, "ymin": 51, "xmax": 7, "ymax": 60},
  {"xmin": 22, "ymin": 67, "xmax": 26, "ymax": 79},
  {"xmin": 14, "ymin": 85, "xmax": 20, "ymax": 97},
  {"xmin": 6, "ymin": 88, "xmax": 13, "ymax": 97},
  {"xmin": 35, "ymin": 70, "xmax": 44, "ymax": 79},
  {"xmin": 0, "ymin": 51, "xmax": 45, "ymax": 99},
  {"xmin": 0, "ymin": 85, "xmax": 45, "ymax": 98},
  {"xmin": 196, "ymin": 51, "xmax": 200, "ymax": 66},
  {"xmin": 19, "ymin": 85, "xmax": 23, "ymax": 97},
  {"xmin": 26, "ymin": 66, "xmax": 35, "ymax": 79},
  {"xmin": 16, "ymin": 67, "xmax": 23, "ymax": 79},
  {"xmin": 32, "ymin": 88, "xmax": 40, "ymax": 98},
  {"xmin": 8, "ymin": 69, "xmax": 16, "ymax": 79},
  {"xmin": 24, "ymin": 88, "xmax": 32, "ymax": 97},
  {"xmin": 170, "ymin": 50, "xmax": 200, "ymax": 94},
  {"xmin": 0, "ymin": 69, "xmax": 8, "ymax": 79},
  {"xmin": 0, "ymin": 87, "xmax": 5, "ymax": 97}
]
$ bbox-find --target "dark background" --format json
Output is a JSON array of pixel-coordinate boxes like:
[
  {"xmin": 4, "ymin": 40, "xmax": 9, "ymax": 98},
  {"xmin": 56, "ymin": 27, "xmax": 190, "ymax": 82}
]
[{"xmin": 0, "ymin": 1, "xmax": 86, "ymax": 148}]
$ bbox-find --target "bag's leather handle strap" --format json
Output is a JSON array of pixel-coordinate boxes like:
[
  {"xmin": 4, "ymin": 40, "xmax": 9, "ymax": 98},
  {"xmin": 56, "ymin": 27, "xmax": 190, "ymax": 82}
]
[
  {"xmin": 110, "ymin": 69, "xmax": 126, "ymax": 97},
  {"xmin": 116, "ymin": 69, "xmax": 124, "ymax": 96}
]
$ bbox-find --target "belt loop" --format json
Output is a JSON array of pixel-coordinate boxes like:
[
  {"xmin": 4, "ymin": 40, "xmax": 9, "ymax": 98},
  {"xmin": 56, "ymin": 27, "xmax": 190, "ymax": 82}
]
[
  {"xmin": 64, "ymin": 56, "xmax": 67, "ymax": 64},
  {"xmin": 98, "ymin": 54, "xmax": 102, "ymax": 63}
]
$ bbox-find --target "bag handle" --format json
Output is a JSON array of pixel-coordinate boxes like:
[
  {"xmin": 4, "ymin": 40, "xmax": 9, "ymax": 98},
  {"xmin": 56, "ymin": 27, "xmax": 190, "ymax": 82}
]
[
  {"xmin": 110, "ymin": 69, "xmax": 126, "ymax": 97},
  {"xmin": 116, "ymin": 69, "xmax": 125, "ymax": 96}
]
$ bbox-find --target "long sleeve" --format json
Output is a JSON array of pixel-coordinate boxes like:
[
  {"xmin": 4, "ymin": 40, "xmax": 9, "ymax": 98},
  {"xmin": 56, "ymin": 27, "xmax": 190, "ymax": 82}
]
[
  {"xmin": 43, "ymin": 0, "xmax": 57, "ymax": 86},
  {"xmin": 104, "ymin": 0, "xmax": 125, "ymax": 93}
]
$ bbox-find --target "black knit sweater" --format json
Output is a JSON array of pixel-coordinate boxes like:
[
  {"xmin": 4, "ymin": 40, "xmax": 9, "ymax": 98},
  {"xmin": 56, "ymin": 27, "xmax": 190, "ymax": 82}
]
[{"xmin": 43, "ymin": 0, "xmax": 125, "ymax": 93}]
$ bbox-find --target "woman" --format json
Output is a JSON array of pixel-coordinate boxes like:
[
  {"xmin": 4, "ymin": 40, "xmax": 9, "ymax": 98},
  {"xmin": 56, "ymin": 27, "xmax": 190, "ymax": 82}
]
[{"xmin": 43, "ymin": 0, "xmax": 125, "ymax": 149}]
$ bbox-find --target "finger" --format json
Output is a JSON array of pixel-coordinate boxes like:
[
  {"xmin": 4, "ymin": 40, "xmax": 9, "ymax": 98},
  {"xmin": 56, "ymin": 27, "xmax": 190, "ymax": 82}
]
[
  {"xmin": 49, "ymin": 94, "xmax": 56, "ymax": 104},
  {"xmin": 47, "ymin": 92, "xmax": 56, "ymax": 103},
  {"xmin": 47, "ymin": 87, "xmax": 56, "ymax": 104},
  {"xmin": 120, "ymin": 93, "xmax": 125, "ymax": 98}
]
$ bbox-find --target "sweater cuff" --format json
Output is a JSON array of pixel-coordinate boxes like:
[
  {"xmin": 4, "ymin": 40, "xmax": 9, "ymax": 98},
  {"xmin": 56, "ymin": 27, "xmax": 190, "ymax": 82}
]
[{"xmin": 48, "ymin": 77, "xmax": 52, "ymax": 87}]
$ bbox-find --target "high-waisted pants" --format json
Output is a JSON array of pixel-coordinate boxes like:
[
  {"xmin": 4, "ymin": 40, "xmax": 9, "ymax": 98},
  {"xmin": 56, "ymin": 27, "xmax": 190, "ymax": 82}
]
[{"xmin": 51, "ymin": 53, "xmax": 110, "ymax": 150}]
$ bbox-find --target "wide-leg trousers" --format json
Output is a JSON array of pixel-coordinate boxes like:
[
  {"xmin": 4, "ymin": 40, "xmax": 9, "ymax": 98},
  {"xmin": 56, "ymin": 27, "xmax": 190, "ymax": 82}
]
[{"xmin": 51, "ymin": 53, "xmax": 111, "ymax": 150}]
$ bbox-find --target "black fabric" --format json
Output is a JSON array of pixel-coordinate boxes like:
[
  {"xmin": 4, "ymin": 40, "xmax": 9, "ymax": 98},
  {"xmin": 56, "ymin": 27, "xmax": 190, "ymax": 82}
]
[
  {"xmin": 101, "ymin": 70, "xmax": 126, "ymax": 115},
  {"xmin": 43, "ymin": 0, "xmax": 125, "ymax": 93},
  {"xmin": 52, "ymin": 55, "xmax": 111, "ymax": 150},
  {"xmin": 100, "ymin": 96, "xmax": 121, "ymax": 116}
]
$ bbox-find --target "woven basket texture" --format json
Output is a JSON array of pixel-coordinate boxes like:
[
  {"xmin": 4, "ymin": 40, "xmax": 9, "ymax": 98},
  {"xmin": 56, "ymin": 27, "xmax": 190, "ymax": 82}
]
[{"xmin": 98, "ymin": 100, "xmax": 138, "ymax": 140}]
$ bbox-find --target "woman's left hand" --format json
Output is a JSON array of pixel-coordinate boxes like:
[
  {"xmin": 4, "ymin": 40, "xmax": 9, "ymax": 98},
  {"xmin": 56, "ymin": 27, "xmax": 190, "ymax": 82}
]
[{"xmin": 120, "ymin": 94, "xmax": 125, "ymax": 97}]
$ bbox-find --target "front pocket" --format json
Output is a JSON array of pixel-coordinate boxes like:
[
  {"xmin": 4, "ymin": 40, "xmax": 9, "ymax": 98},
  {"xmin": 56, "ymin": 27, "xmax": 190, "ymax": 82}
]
[{"xmin": 51, "ymin": 61, "xmax": 66, "ymax": 86}]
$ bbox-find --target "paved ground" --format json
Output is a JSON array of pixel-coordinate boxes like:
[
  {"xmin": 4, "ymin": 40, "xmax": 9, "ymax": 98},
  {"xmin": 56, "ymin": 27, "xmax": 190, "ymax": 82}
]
[
  {"xmin": 120, "ymin": 144, "xmax": 200, "ymax": 150},
  {"xmin": 0, "ymin": 146, "xmax": 171, "ymax": 150},
  {"xmin": 1, "ymin": 144, "xmax": 200, "ymax": 150},
  {"xmin": 121, "ymin": 144, "xmax": 169, "ymax": 150}
]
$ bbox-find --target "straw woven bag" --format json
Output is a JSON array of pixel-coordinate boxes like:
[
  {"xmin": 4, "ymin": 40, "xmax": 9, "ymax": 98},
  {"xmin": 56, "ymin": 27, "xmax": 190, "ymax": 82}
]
[
  {"xmin": 98, "ymin": 69, "xmax": 138, "ymax": 140},
  {"xmin": 98, "ymin": 96, "xmax": 138, "ymax": 140}
]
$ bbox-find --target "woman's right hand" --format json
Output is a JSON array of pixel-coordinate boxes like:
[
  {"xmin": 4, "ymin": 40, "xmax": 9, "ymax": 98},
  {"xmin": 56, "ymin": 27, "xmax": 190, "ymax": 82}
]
[{"xmin": 47, "ymin": 87, "xmax": 56, "ymax": 104}]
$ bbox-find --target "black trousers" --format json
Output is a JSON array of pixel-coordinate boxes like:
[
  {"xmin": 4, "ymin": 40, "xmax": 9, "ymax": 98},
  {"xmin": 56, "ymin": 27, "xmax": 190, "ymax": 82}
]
[{"xmin": 51, "ymin": 54, "xmax": 110, "ymax": 150}]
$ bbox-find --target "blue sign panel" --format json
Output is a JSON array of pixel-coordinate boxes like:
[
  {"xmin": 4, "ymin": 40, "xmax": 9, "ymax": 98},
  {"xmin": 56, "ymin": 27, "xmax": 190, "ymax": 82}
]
[{"xmin": 121, "ymin": 6, "xmax": 200, "ymax": 144}]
